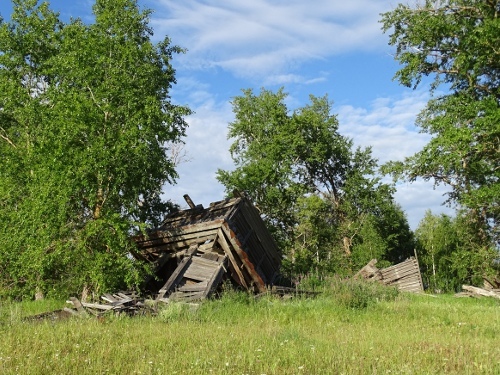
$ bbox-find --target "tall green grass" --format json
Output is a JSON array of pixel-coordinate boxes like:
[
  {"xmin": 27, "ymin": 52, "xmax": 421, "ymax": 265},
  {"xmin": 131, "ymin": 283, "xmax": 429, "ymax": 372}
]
[{"xmin": 1, "ymin": 282, "xmax": 499, "ymax": 374}]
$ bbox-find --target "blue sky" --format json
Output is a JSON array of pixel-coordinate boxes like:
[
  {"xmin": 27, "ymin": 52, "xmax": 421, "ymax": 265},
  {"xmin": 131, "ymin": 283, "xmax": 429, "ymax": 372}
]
[{"xmin": 0, "ymin": 0, "xmax": 456, "ymax": 229}]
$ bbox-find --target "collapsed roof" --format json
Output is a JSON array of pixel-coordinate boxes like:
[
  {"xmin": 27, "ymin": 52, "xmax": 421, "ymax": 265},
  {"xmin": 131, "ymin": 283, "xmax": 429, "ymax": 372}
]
[{"xmin": 132, "ymin": 193, "xmax": 282, "ymax": 302}]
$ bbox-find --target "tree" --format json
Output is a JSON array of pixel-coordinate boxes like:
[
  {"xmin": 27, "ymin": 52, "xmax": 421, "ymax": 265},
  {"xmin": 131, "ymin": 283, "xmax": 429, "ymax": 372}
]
[
  {"xmin": 217, "ymin": 88, "xmax": 414, "ymax": 277},
  {"xmin": 0, "ymin": 0, "xmax": 190, "ymax": 298},
  {"xmin": 415, "ymin": 211, "xmax": 459, "ymax": 292},
  {"xmin": 415, "ymin": 210, "xmax": 497, "ymax": 291},
  {"xmin": 381, "ymin": 0, "xmax": 500, "ymax": 246}
]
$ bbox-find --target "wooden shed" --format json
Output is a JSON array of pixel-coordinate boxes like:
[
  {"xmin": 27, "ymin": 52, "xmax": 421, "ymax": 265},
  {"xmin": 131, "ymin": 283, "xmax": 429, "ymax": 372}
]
[{"xmin": 132, "ymin": 193, "xmax": 282, "ymax": 302}]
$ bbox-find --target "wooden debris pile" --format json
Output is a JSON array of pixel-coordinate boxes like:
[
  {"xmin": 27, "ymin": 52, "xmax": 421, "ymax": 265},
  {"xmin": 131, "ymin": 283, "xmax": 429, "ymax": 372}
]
[
  {"xmin": 131, "ymin": 193, "xmax": 282, "ymax": 303},
  {"xmin": 456, "ymin": 277, "xmax": 500, "ymax": 299},
  {"xmin": 65, "ymin": 291, "xmax": 153, "ymax": 316},
  {"xmin": 355, "ymin": 257, "xmax": 424, "ymax": 293}
]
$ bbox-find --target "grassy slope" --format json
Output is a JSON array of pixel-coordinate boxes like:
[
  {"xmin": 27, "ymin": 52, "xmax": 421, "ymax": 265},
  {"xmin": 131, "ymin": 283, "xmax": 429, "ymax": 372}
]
[{"xmin": 0, "ymin": 292, "xmax": 499, "ymax": 374}]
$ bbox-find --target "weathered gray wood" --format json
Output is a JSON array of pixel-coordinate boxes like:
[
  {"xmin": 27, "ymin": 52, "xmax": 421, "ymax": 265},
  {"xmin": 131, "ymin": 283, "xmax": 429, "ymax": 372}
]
[
  {"xmin": 201, "ymin": 251, "xmax": 222, "ymax": 262},
  {"xmin": 356, "ymin": 257, "xmax": 423, "ymax": 293},
  {"xmin": 170, "ymin": 292, "xmax": 205, "ymax": 303},
  {"xmin": 81, "ymin": 302, "xmax": 114, "ymax": 311},
  {"xmin": 184, "ymin": 257, "xmax": 220, "ymax": 281},
  {"xmin": 354, "ymin": 259, "xmax": 381, "ymax": 280},
  {"xmin": 202, "ymin": 257, "xmax": 228, "ymax": 299},
  {"xmin": 221, "ymin": 224, "xmax": 266, "ymax": 292},
  {"xmin": 133, "ymin": 195, "xmax": 282, "ymax": 297},
  {"xmin": 217, "ymin": 228, "xmax": 248, "ymax": 289},
  {"xmin": 69, "ymin": 297, "xmax": 88, "ymax": 316},
  {"xmin": 178, "ymin": 283, "xmax": 209, "ymax": 292},
  {"xmin": 156, "ymin": 244, "xmax": 198, "ymax": 300},
  {"xmin": 462, "ymin": 285, "xmax": 500, "ymax": 299},
  {"xmin": 101, "ymin": 294, "xmax": 119, "ymax": 303},
  {"xmin": 137, "ymin": 229, "xmax": 219, "ymax": 249}
]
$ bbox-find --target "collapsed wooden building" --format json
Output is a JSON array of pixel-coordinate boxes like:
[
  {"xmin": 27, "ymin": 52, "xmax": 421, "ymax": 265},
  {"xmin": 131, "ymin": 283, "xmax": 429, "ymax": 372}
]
[
  {"xmin": 132, "ymin": 193, "xmax": 282, "ymax": 302},
  {"xmin": 355, "ymin": 257, "xmax": 424, "ymax": 293}
]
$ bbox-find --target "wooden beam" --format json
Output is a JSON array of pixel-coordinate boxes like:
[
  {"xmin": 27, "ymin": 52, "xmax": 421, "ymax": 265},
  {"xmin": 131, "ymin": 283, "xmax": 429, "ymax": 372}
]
[
  {"xmin": 156, "ymin": 244, "xmax": 198, "ymax": 300},
  {"xmin": 203, "ymin": 257, "xmax": 228, "ymax": 299},
  {"xmin": 217, "ymin": 228, "xmax": 248, "ymax": 289},
  {"xmin": 221, "ymin": 223, "xmax": 266, "ymax": 292}
]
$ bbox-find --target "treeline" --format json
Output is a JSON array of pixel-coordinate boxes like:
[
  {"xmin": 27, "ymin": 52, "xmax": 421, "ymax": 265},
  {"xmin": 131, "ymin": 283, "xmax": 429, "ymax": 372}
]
[{"xmin": 0, "ymin": 0, "xmax": 498, "ymax": 299}]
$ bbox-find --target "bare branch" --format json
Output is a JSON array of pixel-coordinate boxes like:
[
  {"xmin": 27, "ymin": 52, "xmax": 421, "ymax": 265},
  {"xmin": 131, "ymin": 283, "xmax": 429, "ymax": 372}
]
[{"xmin": 0, "ymin": 127, "xmax": 17, "ymax": 148}]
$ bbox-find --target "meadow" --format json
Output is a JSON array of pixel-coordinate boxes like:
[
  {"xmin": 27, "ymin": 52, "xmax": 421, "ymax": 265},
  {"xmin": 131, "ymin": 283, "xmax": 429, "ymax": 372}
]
[{"xmin": 1, "ymin": 281, "xmax": 499, "ymax": 374}]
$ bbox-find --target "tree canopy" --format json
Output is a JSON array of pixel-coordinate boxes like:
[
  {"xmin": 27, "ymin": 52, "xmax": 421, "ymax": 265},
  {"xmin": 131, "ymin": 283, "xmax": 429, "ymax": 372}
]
[
  {"xmin": 217, "ymin": 88, "xmax": 414, "ymax": 278},
  {"xmin": 381, "ymin": 0, "xmax": 500, "ymax": 246},
  {"xmin": 0, "ymin": 0, "xmax": 190, "ymax": 298}
]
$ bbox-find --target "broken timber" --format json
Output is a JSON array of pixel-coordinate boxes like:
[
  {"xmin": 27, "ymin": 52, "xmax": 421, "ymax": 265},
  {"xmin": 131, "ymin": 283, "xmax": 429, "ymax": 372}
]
[
  {"xmin": 64, "ymin": 291, "xmax": 147, "ymax": 317},
  {"xmin": 132, "ymin": 193, "xmax": 281, "ymax": 302},
  {"xmin": 356, "ymin": 257, "xmax": 424, "ymax": 293},
  {"xmin": 456, "ymin": 285, "xmax": 500, "ymax": 299}
]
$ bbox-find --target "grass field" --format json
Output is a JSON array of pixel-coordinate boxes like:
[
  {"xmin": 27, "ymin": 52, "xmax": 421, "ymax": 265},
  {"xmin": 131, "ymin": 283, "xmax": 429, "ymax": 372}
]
[{"xmin": 1, "ymin": 283, "xmax": 499, "ymax": 374}]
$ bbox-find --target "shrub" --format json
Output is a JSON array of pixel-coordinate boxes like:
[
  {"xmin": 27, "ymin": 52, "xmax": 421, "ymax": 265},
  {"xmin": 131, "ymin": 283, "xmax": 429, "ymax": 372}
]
[{"xmin": 323, "ymin": 276, "xmax": 399, "ymax": 309}]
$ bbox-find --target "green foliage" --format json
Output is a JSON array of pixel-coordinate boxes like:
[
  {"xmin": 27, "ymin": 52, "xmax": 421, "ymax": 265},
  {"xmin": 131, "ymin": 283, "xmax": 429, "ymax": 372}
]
[
  {"xmin": 381, "ymin": 0, "xmax": 500, "ymax": 245},
  {"xmin": 415, "ymin": 210, "xmax": 498, "ymax": 292},
  {"xmin": 157, "ymin": 302, "xmax": 196, "ymax": 323},
  {"xmin": 318, "ymin": 277, "xmax": 400, "ymax": 310},
  {"xmin": 0, "ymin": 0, "xmax": 190, "ymax": 299},
  {"xmin": 416, "ymin": 211, "xmax": 461, "ymax": 292},
  {"xmin": 217, "ymin": 88, "xmax": 414, "ymax": 279}
]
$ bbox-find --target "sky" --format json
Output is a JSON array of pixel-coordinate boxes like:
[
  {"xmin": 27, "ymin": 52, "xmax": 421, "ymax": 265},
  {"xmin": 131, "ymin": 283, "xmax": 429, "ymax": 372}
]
[{"xmin": 0, "ymin": 0, "xmax": 456, "ymax": 229}]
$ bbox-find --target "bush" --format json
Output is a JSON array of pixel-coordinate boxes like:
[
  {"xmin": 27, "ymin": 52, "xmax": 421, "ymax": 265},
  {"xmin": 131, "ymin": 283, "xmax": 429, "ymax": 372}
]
[{"xmin": 323, "ymin": 277, "xmax": 399, "ymax": 309}]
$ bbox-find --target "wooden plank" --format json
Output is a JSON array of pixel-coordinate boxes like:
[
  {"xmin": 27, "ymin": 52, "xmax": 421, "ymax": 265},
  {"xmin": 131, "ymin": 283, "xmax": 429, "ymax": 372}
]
[
  {"xmin": 184, "ymin": 271, "xmax": 215, "ymax": 281},
  {"xmin": 101, "ymin": 294, "xmax": 119, "ymax": 303},
  {"xmin": 355, "ymin": 259, "xmax": 380, "ymax": 279},
  {"xmin": 202, "ymin": 257, "xmax": 228, "ymax": 299},
  {"xmin": 209, "ymin": 197, "xmax": 241, "ymax": 211},
  {"xmin": 81, "ymin": 302, "xmax": 114, "ymax": 311},
  {"xmin": 178, "ymin": 283, "xmax": 209, "ymax": 292},
  {"xmin": 156, "ymin": 244, "xmax": 198, "ymax": 300},
  {"xmin": 156, "ymin": 258, "xmax": 192, "ymax": 298},
  {"xmin": 171, "ymin": 292, "xmax": 205, "ymax": 303},
  {"xmin": 217, "ymin": 228, "xmax": 248, "ymax": 289},
  {"xmin": 69, "ymin": 297, "xmax": 88, "ymax": 316},
  {"xmin": 136, "ymin": 230, "xmax": 218, "ymax": 249},
  {"xmin": 183, "ymin": 272, "xmax": 212, "ymax": 282},
  {"xmin": 115, "ymin": 293, "xmax": 133, "ymax": 302},
  {"xmin": 382, "ymin": 269, "xmax": 419, "ymax": 283},
  {"xmin": 184, "ymin": 263, "xmax": 216, "ymax": 278},
  {"xmin": 135, "ymin": 220, "xmax": 224, "ymax": 242},
  {"xmin": 198, "ymin": 241, "xmax": 216, "ymax": 253},
  {"xmin": 201, "ymin": 251, "xmax": 222, "ymax": 262},
  {"xmin": 221, "ymin": 224, "xmax": 266, "ymax": 292}
]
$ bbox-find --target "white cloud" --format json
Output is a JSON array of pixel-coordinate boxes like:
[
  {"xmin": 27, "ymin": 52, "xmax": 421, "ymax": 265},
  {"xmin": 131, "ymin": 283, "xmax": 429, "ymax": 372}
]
[
  {"xmin": 394, "ymin": 180, "xmax": 456, "ymax": 230},
  {"xmin": 337, "ymin": 90, "xmax": 431, "ymax": 164},
  {"xmin": 164, "ymin": 96, "xmax": 234, "ymax": 209},
  {"xmin": 151, "ymin": 0, "xmax": 395, "ymax": 79},
  {"xmin": 337, "ymin": 90, "xmax": 454, "ymax": 228}
]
